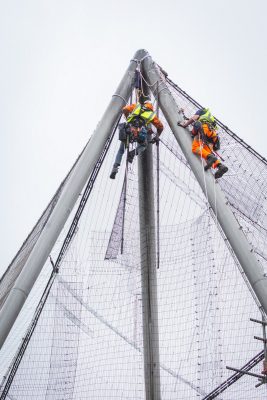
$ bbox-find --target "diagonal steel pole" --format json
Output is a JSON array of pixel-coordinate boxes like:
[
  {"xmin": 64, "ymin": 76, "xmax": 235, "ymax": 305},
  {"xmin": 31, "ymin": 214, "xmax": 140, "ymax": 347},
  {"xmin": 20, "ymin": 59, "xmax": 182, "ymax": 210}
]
[
  {"xmin": 141, "ymin": 50, "xmax": 267, "ymax": 315},
  {"xmin": 0, "ymin": 50, "xmax": 146, "ymax": 349}
]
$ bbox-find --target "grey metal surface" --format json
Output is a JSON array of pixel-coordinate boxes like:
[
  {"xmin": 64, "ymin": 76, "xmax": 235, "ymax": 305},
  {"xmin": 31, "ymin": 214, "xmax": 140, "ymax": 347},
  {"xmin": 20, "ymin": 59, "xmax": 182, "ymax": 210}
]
[
  {"xmin": 138, "ymin": 142, "xmax": 161, "ymax": 400},
  {"xmin": 142, "ymin": 52, "xmax": 267, "ymax": 315},
  {"xmin": 0, "ymin": 49, "xmax": 148, "ymax": 349}
]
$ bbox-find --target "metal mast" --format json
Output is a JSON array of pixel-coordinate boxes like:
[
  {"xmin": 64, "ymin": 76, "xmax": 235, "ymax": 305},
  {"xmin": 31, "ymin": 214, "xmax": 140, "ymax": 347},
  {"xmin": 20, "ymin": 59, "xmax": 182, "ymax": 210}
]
[
  {"xmin": 0, "ymin": 50, "xmax": 145, "ymax": 349},
  {"xmin": 141, "ymin": 51, "xmax": 267, "ymax": 315},
  {"xmin": 138, "ymin": 85, "xmax": 161, "ymax": 399}
]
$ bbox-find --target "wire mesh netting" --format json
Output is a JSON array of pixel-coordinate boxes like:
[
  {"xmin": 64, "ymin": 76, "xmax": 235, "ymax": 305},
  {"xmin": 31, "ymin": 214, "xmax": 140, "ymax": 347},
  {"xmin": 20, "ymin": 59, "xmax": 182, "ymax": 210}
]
[
  {"xmin": 0, "ymin": 147, "xmax": 87, "ymax": 312},
  {"xmin": 1, "ymin": 64, "xmax": 267, "ymax": 399}
]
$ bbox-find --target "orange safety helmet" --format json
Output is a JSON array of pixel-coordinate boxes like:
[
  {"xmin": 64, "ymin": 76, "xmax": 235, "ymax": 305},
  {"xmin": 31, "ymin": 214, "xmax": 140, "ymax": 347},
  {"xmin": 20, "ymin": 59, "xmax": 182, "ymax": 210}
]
[{"xmin": 143, "ymin": 101, "xmax": 154, "ymax": 111}]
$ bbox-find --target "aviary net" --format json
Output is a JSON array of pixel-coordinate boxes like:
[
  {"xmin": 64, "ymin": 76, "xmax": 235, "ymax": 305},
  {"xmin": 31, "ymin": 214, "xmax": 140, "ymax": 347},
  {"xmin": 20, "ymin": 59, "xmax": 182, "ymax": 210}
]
[{"xmin": 1, "ymin": 66, "xmax": 267, "ymax": 400}]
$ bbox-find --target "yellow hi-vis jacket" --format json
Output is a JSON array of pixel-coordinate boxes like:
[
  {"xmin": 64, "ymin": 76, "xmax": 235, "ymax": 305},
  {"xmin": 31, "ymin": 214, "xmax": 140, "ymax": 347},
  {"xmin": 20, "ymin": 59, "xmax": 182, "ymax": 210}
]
[
  {"xmin": 198, "ymin": 109, "xmax": 217, "ymax": 128},
  {"xmin": 126, "ymin": 104, "xmax": 156, "ymax": 126}
]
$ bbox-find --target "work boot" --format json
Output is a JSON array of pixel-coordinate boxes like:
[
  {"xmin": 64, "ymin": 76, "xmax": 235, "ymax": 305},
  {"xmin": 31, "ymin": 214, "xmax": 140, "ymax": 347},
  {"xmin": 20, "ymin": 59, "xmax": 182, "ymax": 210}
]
[
  {"xmin": 214, "ymin": 163, "xmax": 228, "ymax": 179},
  {"xmin": 110, "ymin": 163, "xmax": 119, "ymax": 179},
  {"xmin": 204, "ymin": 154, "xmax": 218, "ymax": 171},
  {"xmin": 127, "ymin": 150, "xmax": 135, "ymax": 164}
]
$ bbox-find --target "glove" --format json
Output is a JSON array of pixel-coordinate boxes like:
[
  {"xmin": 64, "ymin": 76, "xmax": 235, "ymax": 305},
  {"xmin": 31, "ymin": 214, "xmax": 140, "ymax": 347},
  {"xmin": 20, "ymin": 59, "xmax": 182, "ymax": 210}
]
[{"xmin": 213, "ymin": 137, "xmax": 220, "ymax": 150}]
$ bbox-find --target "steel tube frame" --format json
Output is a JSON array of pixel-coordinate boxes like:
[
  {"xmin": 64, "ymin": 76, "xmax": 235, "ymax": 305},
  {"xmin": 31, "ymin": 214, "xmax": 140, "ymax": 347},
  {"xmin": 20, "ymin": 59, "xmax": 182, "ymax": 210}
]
[
  {"xmin": 141, "ymin": 51, "xmax": 267, "ymax": 315},
  {"xmin": 0, "ymin": 50, "xmax": 146, "ymax": 349},
  {"xmin": 138, "ymin": 140, "xmax": 161, "ymax": 400}
]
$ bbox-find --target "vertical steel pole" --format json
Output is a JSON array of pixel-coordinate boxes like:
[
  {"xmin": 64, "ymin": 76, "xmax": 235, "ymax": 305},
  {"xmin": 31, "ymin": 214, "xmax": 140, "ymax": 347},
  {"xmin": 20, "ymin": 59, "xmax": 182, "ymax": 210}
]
[
  {"xmin": 141, "ymin": 52, "xmax": 267, "ymax": 315},
  {"xmin": 0, "ymin": 50, "xmax": 146, "ymax": 349},
  {"xmin": 138, "ymin": 118, "xmax": 161, "ymax": 398}
]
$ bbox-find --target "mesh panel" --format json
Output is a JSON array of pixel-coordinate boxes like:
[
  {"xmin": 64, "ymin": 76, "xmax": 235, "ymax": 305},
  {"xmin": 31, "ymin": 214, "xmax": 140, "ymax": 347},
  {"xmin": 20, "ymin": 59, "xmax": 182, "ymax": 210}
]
[{"xmin": 0, "ymin": 147, "xmax": 86, "ymax": 311}]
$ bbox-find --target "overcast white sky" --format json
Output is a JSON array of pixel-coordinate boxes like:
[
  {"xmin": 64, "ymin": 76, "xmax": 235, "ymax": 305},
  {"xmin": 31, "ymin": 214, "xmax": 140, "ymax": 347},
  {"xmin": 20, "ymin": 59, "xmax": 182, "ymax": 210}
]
[{"xmin": 0, "ymin": 0, "xmax": 267, "ymax": 273}]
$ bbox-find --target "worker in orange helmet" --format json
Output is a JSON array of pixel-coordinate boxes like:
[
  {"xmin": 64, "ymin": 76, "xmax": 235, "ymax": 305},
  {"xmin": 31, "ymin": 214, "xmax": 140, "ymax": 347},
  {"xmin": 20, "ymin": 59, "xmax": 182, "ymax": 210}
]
[
  {"xmin": 178, "ymin": 108, "xmax": 228, "ymax": 179},
  {"xmin": 110, "ymin": 96, "xmax": 163, "ymax": 179}
]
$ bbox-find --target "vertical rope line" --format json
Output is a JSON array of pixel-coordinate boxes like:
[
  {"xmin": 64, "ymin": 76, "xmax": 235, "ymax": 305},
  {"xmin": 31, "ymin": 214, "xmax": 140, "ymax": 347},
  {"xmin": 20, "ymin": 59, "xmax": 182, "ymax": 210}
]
[
  {"xmin": 120, "ymin": 175, "xmax": 127, "ymax": 255},
  {"xmin": 120, "ymin": 87, "xmax": 133, "ymax": 254},
  {"xmin": 156, "ymin": 82, "xmax": 160, "ymax": 269}
]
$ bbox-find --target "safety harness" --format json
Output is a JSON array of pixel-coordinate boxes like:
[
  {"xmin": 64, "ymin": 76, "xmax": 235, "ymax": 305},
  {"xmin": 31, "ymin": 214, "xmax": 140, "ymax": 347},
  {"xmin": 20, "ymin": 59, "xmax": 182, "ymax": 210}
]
[
  {"xmin": 192, "ymin": 108, "xmax": 219, "ymax": 149},
  {"xmin": 127, "ymin": 104, "xmax": 156, "ymax": 126}
]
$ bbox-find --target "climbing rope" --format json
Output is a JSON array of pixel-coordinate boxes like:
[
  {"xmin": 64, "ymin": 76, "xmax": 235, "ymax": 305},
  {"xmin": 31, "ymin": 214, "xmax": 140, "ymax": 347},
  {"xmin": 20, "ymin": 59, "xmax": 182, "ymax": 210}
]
[
  {"xmin": 156, "ymin": 81, "xmax": 160, "ymax": 269},
  {"xmin": 121, "ymin": 133, "xmax": 130, "ymax": 255},
  {"xmin": 134, "ymin": 61, "xmax": 142, "ymax": 102},
  {"xmin": 121, "ymin": 88, "xmax": 133, "ymax": 254},
  {"xmin": 122, "ymin": 59, "xmax": 162, "ymax": 265},
  {"xmin": 137, "ymin": 61, "xmax": 161, "ymax": 269}
]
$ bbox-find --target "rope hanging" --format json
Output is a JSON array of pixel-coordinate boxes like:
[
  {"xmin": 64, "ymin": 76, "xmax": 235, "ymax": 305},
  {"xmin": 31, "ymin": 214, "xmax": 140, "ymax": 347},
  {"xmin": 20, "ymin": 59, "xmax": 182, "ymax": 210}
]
[
  {"xmin": 156, "ymin": 82, "xmax": 160, "ymax": 269},
  {"xmin": 120, "ymin": 84, "xmax": 133, "ymax": 254}
]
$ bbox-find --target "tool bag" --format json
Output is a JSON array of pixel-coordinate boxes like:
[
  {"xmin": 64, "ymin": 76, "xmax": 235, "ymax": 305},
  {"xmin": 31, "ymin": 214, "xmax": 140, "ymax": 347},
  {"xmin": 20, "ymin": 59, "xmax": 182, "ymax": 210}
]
[{"xmin": 118, "ymin": 123, "xmax": 127, "ymax": 142}]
